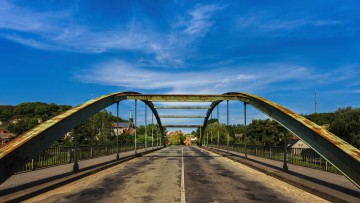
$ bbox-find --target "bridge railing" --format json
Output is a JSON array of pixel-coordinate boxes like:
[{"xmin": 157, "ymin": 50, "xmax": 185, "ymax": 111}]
[
  {"xmin": 208, "ymin": 143, "xmax": 339, "ymax": 173},
  {"xmin": 15, "ymin": 142, "xmax": 156, "ymax": 173}
]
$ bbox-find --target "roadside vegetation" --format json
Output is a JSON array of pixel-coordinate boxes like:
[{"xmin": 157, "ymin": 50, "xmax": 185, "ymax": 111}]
[{"xmin": 1, "ymin": 103, "xmax": 359, "ymax": 149}]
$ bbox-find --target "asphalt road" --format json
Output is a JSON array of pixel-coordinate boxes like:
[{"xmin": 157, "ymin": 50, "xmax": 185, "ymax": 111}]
[{"xmin": 26, "ymin": 146, "xmax": 327, "ymax": 203}]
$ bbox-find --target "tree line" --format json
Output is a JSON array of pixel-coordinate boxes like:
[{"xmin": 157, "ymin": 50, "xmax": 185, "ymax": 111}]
[
  {"xmin": 201, "ymin": 107, "xmax": 360, "ymax": 149},
  {"xmin": 1, "ymin": 102, "xmax": 359, "ymax": 149},
  {"xmin": 0, "ymin": 102, "xmax": 72, "ymax": 136}
]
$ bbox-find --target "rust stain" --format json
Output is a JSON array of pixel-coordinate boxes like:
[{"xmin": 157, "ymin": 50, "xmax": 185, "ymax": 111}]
[
  {"xmin": 1, "ymin": 91, "xmax": 359, "ymax": 165},
  {"xmin": 0, "ymin": 92, "xmax": 119, "ymax": 158},
  {"xmin": 243, "ymin": 92, "xmax": 360, "ymax": 163}
]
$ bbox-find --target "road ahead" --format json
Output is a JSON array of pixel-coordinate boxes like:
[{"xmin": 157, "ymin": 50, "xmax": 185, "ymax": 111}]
[{"xmin": 26, "ymin": 146, "xmax": 327, "ymax": 203}]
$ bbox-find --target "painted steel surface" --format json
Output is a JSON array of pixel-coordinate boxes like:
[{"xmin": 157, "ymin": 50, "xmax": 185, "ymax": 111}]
[
  {"xmin": 0, "ymin": 92, "xmax": 164, "ymax": 184},
  {"xmin": 155, "ymin": 106, "xmax": 210, "ymax": 109},
  {"xmin": 126, "ymin": 94, "xmax": 248, "ymax": 102},
  {"xmin": 0, "ymin": 92, "xmax": 359, "ymax": 189},
  {"xmin": 159, "ymin": 115, "xmax": 206, "ymax": 118},
  {"xmin": 162, "ymin": 125, "xmax": 204, "ymax": 128},
  {"xmin": 202, "ymin": 92, "xmax": 360, "ymax": 188}
]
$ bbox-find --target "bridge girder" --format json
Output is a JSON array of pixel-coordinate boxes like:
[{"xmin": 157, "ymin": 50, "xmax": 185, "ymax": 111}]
[{"xmin": 0, "ymin": 92, "xmax": 359, "ymax": 189}]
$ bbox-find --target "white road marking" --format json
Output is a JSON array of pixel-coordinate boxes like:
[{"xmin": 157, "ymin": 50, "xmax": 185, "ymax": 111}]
[{"xmin": 181, "ymin": 146, "xmax": 186, "ymax": 203}]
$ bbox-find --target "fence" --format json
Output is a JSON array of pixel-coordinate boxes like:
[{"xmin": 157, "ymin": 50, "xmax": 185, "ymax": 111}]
[
  {"xmin": 209, "ymin": 143, "xmax": 339, "ymax": 174},
  {"xmin": 16, "ymin": 142, "xmax": 159, "ymax": 173}
]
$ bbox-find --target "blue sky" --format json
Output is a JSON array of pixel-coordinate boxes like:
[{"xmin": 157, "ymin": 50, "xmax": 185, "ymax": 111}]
[{"xmin": 1, "ymin": 0, "xmax": 360, "ymax": 130}]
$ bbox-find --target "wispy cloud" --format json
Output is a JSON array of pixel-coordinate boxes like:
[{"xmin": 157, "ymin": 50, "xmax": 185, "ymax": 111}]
[
  {"xmin": 236, "ymin": 14, "xmax": 342, "ymax": 33},
  {"xmin": 75, "ymin": 60, "xmax": 317, "ymax": 94},
  {"xmin": 180, "ymin": 4, "xmax": 225, "ymax": 37}
]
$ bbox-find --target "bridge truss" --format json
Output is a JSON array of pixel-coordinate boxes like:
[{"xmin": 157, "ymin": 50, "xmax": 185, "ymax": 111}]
[{"xmin": 0, "ymin": 92, "xmax": 359, "ymax": 188}]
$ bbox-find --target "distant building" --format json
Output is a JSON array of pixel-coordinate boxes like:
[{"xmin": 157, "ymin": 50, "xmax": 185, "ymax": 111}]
[
  {"xmin": 288, "ymin": 134, "xmax": 310, "ymax": 155},
  {"xmin": 183, "ymin": 136, "xmax": 192, "ymax": 145},
  {"xmin": 191, "ymin": 137, "xmax": 197, "ymax": 143},
  {"xmin": 0, "ymin": 130, "xmax": 16, "ymax": 146},
  {"xmin": 112, "ymin": 109, "xmax": 135, "ymax": 135},
  {"xmin": 112, "ymin": 122, "xmax": 134, "ymax": 135}
]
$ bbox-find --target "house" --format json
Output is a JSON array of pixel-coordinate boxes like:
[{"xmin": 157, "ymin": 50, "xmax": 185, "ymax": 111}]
[
  {"xmin": 288, "ymin": 134, "xmax": 310, "ymax": 155},
  {"xmin": 112, "ymin": 121, "xmax": 134, "ymax": 135},
  {"xmin": 0, "ymin": 130, "xmax": 16, "ymax": 146},
  {"xmin": 183, "ymin": 136, "xmax": 192, "ymax": 145}
]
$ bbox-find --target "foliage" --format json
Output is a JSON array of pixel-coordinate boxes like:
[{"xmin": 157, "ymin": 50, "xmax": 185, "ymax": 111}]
[
  {"xmin": 8, "ymin": 118, "xmax": 39, "ymax": 136},
  {"xmin": 2, "ymin": 102, "xmax": 72, "ymax": 136},
  {"xmin": 304, "ymin": 107, "xmax": 360, "ymax": 149},
  {"xmin": 74, "ymin": 110, "xmax": 116, "ymax": 145},
  {"xmin": 303, "ymin": 112, "xmax": 334, "ymax": 125},
  {"xmin": 329, "ymin": 107, "xmax": 360, "ymax": 149},
  {"xmin": 134, "ymin": 124, "xmax": 163, "ymax": 144},
  {"xmin": 167, "ymin": 131, "xmax": 186, "ymax": 145},
  {"xmin": 204, "ymin": 122, "xmax": 230, "ymax": 145},
  {"xmin": 245, "ymin": 119, "xmax": 287, "ymax": 146}
]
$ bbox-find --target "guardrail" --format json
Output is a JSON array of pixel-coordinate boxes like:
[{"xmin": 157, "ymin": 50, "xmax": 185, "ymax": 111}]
[
  {"xmin": 16, "ymin": 143, "xmax": 158, "ymax": 173},
  {"xmin": 208, "ymin": 144, "xmax": 339, "ymax": 173}
]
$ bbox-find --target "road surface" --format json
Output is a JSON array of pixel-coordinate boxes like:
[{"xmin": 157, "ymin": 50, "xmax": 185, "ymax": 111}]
[{"xmin": 26, "ymin": 146, "xmax": 327, "ymax": 203}]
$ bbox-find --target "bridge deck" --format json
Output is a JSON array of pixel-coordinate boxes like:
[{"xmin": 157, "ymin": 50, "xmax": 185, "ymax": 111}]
[{"xmin": 1, "ymin": 146, "xmax": 359, "ymax": 202}]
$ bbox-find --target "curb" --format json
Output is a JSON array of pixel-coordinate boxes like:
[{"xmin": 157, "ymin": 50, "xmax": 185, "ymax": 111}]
[{"xmin": 0, "ymin": 147, "xmax": 163, "ymax": 203}]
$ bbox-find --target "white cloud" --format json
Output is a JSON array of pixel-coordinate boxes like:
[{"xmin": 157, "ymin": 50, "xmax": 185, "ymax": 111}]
[
  {"xmin": 76, "ymin": 60, "xmax": 315, "ymax": 94},
  {"xmin": 182, "ymin": 4, "xmax": 225, "ymax": 36}
]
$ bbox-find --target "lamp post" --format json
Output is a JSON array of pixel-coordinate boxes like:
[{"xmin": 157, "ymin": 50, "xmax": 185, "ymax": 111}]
[
  {"xmin": 116, "ymin": 102, "xmax": 120, "ymax": 160},
  {"xmin": 135, "ymin": 99, "xmax": 137, "ymax": 154}
]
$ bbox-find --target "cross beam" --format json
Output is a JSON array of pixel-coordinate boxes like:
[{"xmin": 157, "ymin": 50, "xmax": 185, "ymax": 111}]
[
  {"xmin": 125, "ymin": 94, "xmax": 249, "ymax": 102},
  {"xmin": 155, "ymin": 106, "xmax": 210, "ymax": 109},
  {"xmin": 159, "ymin": 115, "xmax": 206, "ymax": 118},
  {"xmin": 163, "ymin": 124, "xmax": 203, "ymax": 128}
]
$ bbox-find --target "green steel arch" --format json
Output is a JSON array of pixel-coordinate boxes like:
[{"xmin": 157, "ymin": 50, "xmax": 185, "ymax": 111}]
[
  {"xmin": 0, "ymin": 92, "xmax": 165, "ymax": 184},
  {"xmin": 201, "ymin": 92, "xmax": 360, "ymax": 188},
  {"xmin": 0, "ymin": 91, "xmax": 359, "ymax": 189}
]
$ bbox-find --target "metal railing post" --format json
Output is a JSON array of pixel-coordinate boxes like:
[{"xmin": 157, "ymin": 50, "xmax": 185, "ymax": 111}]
[
  {"xmin": 227, "ymin": 100, "xmax": 229, "ymax": 154},
  {"xmin": 145, "ymin": 103, "xmax": 147, "ymax": 152},
  {"xmin": 217, "ymin": 105, "xmax": 220, "ymax": 147},
  {"xmin": 152, "ymin": 113, "xmax": 154, "ymax": 149},
  {"xmin": 283, "ymin": 128, "xmax": 288, "ymax": 172},
  {"xmin": 73, "ymin": 131, "xmax": 79, "ymax": 171},
  {"xmin": 206, "ymin": 132, "xmax": 209, "ymax": 147},
  {"xmin": 244, "ymin": 102, "xmax": 248, "ymax": 159}
]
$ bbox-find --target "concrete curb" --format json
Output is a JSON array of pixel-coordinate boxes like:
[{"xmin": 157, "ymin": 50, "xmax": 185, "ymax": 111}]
[
  {"xmin": 205, "ymin": 147, "xmax": 360, "ymax": 203},
  {"xmin": 0, "ymin": 147, "xmax": 163, "ymax": 203}
]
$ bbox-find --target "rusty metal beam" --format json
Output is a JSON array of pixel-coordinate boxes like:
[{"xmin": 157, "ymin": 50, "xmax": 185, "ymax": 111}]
[
  {"xmin": 125, "ymin": 94, "xmax": 249, "ymax": 102},
  {"xmin": 1, "ymin": 91, "xmax": 359, "ymax": 189},
  {"xmin": 155, "ymin": 106, "xmax": 210, "ymax": 109},
  {"xmin": 0, "ymin": 92, "xmax": 165, "ymax": 184},
  {"xmin": 159, "ymin": 115, "xmax": 206, "ymax": 118},
  {"xmin": 202, "ymin": 92, "xmax": 360, "ymax": 188},
  {"xmin": 163, "ymin": 125, "xmax": 203, "ymax": 128}
]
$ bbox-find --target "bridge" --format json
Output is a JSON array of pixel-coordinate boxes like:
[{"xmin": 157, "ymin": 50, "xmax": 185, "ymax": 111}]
[{"xmin": 0, "ymin": 92, "xmax": 359, "ymax": 202}]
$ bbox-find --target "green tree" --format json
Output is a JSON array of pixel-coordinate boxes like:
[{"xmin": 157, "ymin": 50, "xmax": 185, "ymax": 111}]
[
  {"xmin": 8, "ymin": 118, "xmax": 39, "ymax": 136},
  {"xmin": 204, "ymin": 122, "xmax": 230, "ymax": 145},
  {"xmin": 75, "ymin": 110, "xmax": 116, "ymax": 145},
  {"xmin": 330, "ymin": 107, "xmax": 360, "ymax": 149},
  {"xmin": 246, "ymin": 119, "xmax": 283, "ymax": 146}
]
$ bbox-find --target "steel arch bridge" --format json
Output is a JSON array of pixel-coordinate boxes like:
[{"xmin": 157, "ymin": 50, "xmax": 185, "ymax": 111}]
[{"xmin": 0, "ymin": 92, "xmax": 359, "ymax": 188}]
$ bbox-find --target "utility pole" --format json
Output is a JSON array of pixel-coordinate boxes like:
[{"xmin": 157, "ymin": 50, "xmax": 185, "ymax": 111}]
[{"xmin": 315, "ymin": 89, "xmax": 318, "ymax": 113}]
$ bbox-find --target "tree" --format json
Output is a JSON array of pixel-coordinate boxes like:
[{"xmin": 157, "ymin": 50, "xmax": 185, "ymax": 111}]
[
  {"xmin": 204, "ymin": 122, "xmax": 230, "ymax": 145},
  {"xmin": 330, "ymin": 107, "xmax": 360, "ymax": 149},
  {"xmin": 75, "ymin": 110, "xmax": 116, "ymax": 145},
  {"xmin": 246, "ymin": 119, "xmax": 283, "ymax": 146},
  {"xmin": 8, "ymin": 118, "xmax": 39, "ymax": 136}
]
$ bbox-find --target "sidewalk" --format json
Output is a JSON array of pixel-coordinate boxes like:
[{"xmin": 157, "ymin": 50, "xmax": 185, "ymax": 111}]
[
  {"xmin": 0, "ymin": 146, "xmax": 162, "ymax": 198},
  {"xmin": 206, "ymin": 146, "xmax": 360, "ymax": 203}
]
